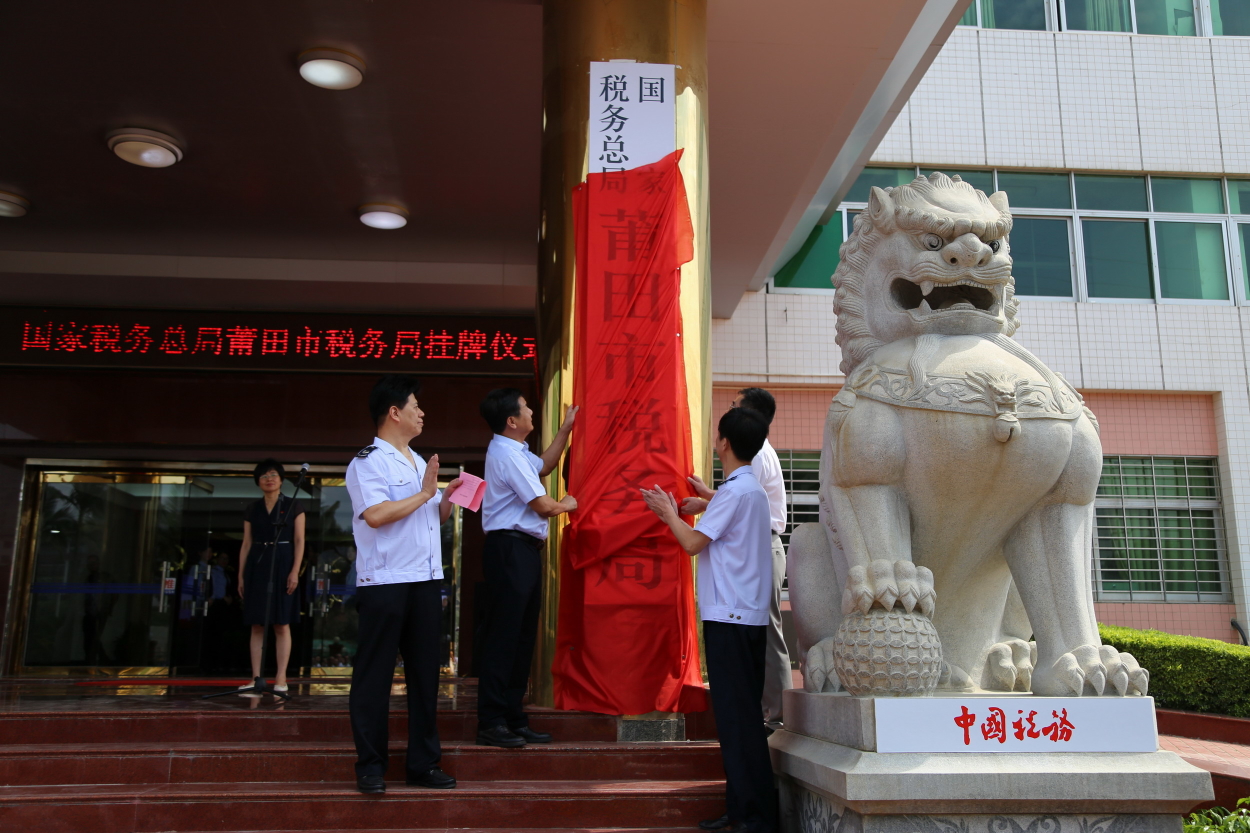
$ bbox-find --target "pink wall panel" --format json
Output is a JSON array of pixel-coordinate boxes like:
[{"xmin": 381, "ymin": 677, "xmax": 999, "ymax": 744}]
[
  {"xmin": 712, "ymin": 386, "xmax": 837, "ymax": 450},
  {"xmin": 1082, "ymin": 392, "xmax": 1218, "ymax": 456},
  {"xmin": 1096, "ymin": 602, "xmax": 1240, "ymax": 643}
]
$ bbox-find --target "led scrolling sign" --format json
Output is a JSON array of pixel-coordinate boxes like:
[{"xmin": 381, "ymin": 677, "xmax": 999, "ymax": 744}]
[{"xmin": 0, "ymin": 307, "xmax": 537, "ymax": 376}]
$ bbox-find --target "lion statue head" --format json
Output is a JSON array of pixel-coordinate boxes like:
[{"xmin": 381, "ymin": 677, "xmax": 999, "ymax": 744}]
[{"xmin": 832, "ymin": 171, "xmax": 1021, "ymax": 375}]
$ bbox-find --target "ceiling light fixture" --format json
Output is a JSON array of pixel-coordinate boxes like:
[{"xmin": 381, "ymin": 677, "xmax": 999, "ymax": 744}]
[
  {"xmin": 298, "ymin": 48, "xmax": 366, "ymax": 90},
  {"xmin": 0, "ymin": 191, "xmax": 30, "ymax": 218},
  {"xmin": 358, "ymin": 203, "xmax": 408, "ymax": 229},
  {"xmin": 107, "ymin": 128, "xmax": 184, "ymax": 168}
]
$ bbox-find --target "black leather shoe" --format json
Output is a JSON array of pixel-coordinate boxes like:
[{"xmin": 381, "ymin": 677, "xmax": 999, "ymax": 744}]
[
  {"xmin": 476, "ymin": 724, "xmax": 526, "ymax": 748},
  {"xmin": 511, "ymin": 725, "xmax": 552, "ymax": 743},
  {"xmin": 698, "ymin": 813, "xmax": 731, "ymax": 830},
  {"xmin": 407, "ymin": 767, "xmax": 456, "ymax": 789},
  {"xmin": 356, "ymin": 774, "xmax": 386, "ymax": 794}
]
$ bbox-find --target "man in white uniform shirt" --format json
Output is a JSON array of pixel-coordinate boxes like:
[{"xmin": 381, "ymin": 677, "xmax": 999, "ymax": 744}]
[
  {"xmin": 684, "ymin": 388, "xmax": 792, "ymax": 734},
  {"xmin": 476, "ymin": 388, "xmax": 578, "ymax": 748},
  {"xmin": 642, "ymin": 407, "xmax": 779, "ymax": 833},
  {"xmin": 345, "ymin": 375, "xmax": 463, "ymax": 795}
]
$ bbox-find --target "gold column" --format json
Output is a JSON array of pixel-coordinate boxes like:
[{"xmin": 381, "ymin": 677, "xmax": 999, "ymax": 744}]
[{"xmin": 532, "ymin": 0, "xmax": 711, "ymax": 707}]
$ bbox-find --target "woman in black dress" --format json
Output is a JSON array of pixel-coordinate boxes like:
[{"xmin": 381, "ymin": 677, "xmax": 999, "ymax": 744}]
[{"xmin": 236, "ymin": 459, "xmax": 306, "ymax": 695}]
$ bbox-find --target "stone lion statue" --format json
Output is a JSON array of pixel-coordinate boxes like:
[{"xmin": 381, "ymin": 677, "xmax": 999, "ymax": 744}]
[{"xmin": 789, "ymin": 172, "xmax": 1149, "ymax": 698}]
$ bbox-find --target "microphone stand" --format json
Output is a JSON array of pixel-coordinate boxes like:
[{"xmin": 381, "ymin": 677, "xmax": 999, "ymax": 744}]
[{"xmin": 204, "ymin": 464, "xmax": 310, "ymax": 702}]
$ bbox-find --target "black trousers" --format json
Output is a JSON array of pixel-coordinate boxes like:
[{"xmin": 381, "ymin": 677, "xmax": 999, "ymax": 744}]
[
  {"xmin": 704, "ymin": 620, "xmax": 778, "ymax": 833},
  {"xmin": 476, "ymin": 531, "xmax": 543, "ymax": 730},
  {"xmin": 349, "ymin": 580, "xmax": 443, "ymax": 778}
]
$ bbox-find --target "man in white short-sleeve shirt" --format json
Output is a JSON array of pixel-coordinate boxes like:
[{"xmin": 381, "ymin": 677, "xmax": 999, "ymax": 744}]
[
  {"xmin": 475, "ymin": 388, "xmax": 578, "ymax": 749},
  {"xmin": 643, "ymin": 408, "xmax": 778, "ymax": 833},
  {"xmin": 344, "ymin": 375, "xmax": 463, "ymax": 795},
  {"xmin": 685, "ymin": 388, "xmax": 793, "ymax": 731}
]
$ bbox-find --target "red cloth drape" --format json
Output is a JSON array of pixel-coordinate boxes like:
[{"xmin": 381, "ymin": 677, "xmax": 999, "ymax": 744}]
[{"xmin": 552, "ymin": 150, "xmax": 707, "ymax": 715}]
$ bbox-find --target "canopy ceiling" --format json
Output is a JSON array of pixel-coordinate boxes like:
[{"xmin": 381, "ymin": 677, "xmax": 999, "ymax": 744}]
[{"xmin": 0, "ymin": 0, "xmax": 963, "ymax": 318}]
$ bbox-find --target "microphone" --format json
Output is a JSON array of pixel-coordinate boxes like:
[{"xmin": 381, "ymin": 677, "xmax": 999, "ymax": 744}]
[{"xmin": 300, "ymin": 463, "xmax": 310, "ymax": 472}]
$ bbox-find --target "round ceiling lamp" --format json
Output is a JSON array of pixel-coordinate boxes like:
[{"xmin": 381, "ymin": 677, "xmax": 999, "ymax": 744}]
[
  {"xmin": 107, "ymin": 128, "xmax": 183, "ymax": 168},
  {"xmin": 358, "ymin": 203, "xmax": 408, "ymax": 229},
  {"xmin": 297, "ymin": 48, "xmax": 366, "ymax": 90},
  {"xmin": 0, "ymin": 191, "xmax": 29, "ymax": 218}
]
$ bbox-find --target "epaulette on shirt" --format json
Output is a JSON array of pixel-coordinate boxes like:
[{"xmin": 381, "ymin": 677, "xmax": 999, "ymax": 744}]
[{"xmin": 356, "ymin": 445, "xmax": 378, "ymax": 458}]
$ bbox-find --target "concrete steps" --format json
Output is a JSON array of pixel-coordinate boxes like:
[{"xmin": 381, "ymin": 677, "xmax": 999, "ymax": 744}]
[{"xmin": 0, "ymin": 703, "xmax": 725, "ymax": 832}]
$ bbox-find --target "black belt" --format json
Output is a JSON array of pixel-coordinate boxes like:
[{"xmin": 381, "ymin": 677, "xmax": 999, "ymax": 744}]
[{"xmin": 487, "ymin": 529, "xmax": 544, "ymax": 548}]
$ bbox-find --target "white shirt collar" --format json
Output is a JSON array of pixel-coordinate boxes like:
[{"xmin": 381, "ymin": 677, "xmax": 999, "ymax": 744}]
[
  {"xmin": 490, "ymin": 433, "xmax": 528, "ymax": 451},
  {"xmin": 373, "ymin": 436, "xmax": 416, "ymax": 470}
]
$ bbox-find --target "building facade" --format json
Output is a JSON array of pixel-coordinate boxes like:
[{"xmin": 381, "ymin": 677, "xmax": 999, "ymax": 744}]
[{"xmin": 713, "ymin": 9, "xmax": 1250, "ymax": 644}]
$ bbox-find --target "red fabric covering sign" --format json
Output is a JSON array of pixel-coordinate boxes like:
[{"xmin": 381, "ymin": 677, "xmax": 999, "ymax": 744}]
[{"xmin": 553, "ymin": 150, "xmax": 707, "ymax": 715}]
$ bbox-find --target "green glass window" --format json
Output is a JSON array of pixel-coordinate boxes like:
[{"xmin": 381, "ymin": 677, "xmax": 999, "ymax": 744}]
[
  {"xmin": 1240, "ymin": 224, "xmax": 1250, "ymax": 299},
  {"xmin": 1134, "ymin": 0, "xmax": 1197, "ymax": 34},
  {"xmin": 1064, "ymin": 0, "xmax": 1133, "ymax": 30},
  {"xmin": 997, "ymin": 171, "xmax": 1072, "ymax": 209},
  {"xmin": 1008, "ymin": 218, "xmax": 1073, "ymax": 296},
  {"xmin": 773, "ymin": 218, "xmax": 842, "ymax": 290},
  {"xmin": 1156, "ymin": 222, "xmax": 1228, "ymax": 300},
  {"xmin": 958, "ymin": 0, "xmax": 978, "ymax": 24},
  {"xmin": 1211, "ymin": 0, "xmax": 1250, "ymax": 35},
  {"xmin": 1228, "ymin": 180, "xmax": 1250, "ymax": 214},
  {"xmin": 922, "ymin": 169, "xmax": 993, "ymax": 193},
  {"xmin": 980, "ymin": 0, "xmax": 1048, "ymax": 29},
  {"xmin": 845, "ymin": 167, "xmax": 915, "ymax": 203},
  {"xmin": 1082, "ymin": 220, "xmax": 1153, "ymax": 299},
  {"xmin": 1074, "ymin": 174, "xmax": 1148, "ymax": 211},
  {"xmin": 1151, "ymin": 178, "xmax": 1224, "ymax": 214},
  {"xmin": 1093, "ymin": 456, "xmax": 1228, "ymax": 601}
]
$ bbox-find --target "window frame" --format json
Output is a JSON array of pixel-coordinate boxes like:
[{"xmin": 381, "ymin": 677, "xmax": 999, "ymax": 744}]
[
  {"xmin": 955, "ymin": 0, "xmax": 1223, "ymax": 35},
  {"xmin": 1092, "ymin": 455, "xmax": 1232, "ymax": 603},
  {"xmin": 818, "ymin": 167, "xmax": 1243, "ymax": 307}
]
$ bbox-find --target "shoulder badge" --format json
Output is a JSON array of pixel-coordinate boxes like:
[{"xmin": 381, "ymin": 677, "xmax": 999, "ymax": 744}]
[{"xmin": 356, "ymin": 445, "xmax": 377, "ymax": 458}]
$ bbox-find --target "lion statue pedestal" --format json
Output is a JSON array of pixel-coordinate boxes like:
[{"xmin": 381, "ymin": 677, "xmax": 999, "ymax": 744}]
[{"xmin": 771, "ymin": 172, "xmax": 1212, "ymax": 833}]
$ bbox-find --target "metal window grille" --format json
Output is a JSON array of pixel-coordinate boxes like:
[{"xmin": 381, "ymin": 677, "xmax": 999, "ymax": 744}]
[
  {"xmin": 712, "ymin": 450, "xmax": 821, "ymax": 549},
  {"xmin": 1092, "ymin": 455, "xmax": 1231, "ymax": 602}
]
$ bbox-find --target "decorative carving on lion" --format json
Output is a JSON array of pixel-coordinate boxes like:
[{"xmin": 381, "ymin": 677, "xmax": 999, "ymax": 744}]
[{"xmin": 788, "ymin": 172, "xmax": 1149, "ymax": 697}]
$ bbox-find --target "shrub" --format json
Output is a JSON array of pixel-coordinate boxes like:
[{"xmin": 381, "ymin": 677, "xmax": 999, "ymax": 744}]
[
  {"xmin": 1185, "ymin": 797, "xmax": 1250, "ymax": 833},
  {"xmin": 1099, "ymin": 624, "xmax": 1250, "ymax": 718}
]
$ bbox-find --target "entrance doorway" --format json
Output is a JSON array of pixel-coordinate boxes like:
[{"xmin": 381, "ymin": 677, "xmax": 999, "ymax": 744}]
[{"xmin": 14, "ymin": 463, "xmax": 464, "ymax": 679}]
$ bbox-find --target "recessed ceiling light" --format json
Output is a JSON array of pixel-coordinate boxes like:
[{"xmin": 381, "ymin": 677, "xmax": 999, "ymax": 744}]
[
  {"xmin": 0, "ymin": 191, "xmax": 29, "ymax": 218},
  {"xmin": 298, "ymin": 48, "xmax": 366, "ymax": 90},
  {"xmin": 107, "ymin": 129, "xmax": 184, "ymax": 168},
  {"xmin": 358, "ymin": 203, "xmax": 408, "ymax": 229}
]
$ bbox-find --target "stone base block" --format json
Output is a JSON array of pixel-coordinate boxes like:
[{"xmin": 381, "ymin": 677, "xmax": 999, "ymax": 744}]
[
  {"xmin": 779, "ymin": 781, "xmax": 1189, "ymax": 833},
  {"xmin": 772, "ymin": 690, "xmax": 1214, "ymax": 833}
]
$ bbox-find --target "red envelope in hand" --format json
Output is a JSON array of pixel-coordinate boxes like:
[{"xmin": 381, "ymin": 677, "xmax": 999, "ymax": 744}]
[{"xmin": 448, "ymin": 472, "xmax": 486, "ymax": 512}]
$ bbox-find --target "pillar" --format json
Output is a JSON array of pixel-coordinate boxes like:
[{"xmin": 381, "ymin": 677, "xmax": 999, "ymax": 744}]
[{"xmin": 532, "ymin": 0, "xmax": 711, "ymax": 707}]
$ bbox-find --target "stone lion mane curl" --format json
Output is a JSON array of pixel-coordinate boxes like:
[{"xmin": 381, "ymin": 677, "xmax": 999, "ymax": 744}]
[{"xmin": 832, "ymin": 172, "xmax": 1021, "ymax": 376}]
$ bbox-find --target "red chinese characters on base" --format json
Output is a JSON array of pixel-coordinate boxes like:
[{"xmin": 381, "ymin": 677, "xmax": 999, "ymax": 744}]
[
  {"xmin": 954, "ymin": 705, "xmax": 1076, "ymax": 746},
  {"xmin": 18, "ymin": 320, "xmax": 535, "ymax": 363}
]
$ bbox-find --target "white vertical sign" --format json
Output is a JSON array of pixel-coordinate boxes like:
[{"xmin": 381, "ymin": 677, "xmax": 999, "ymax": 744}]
[{"xmin": 588, "ymin": 61, "xmax": 676, "ymax": 174}]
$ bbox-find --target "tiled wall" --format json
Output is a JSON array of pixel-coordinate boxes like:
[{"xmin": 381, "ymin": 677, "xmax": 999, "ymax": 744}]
[
  {"xmin": 1095, "ymin": 602, "xmax": 1241, "ymax": 643},
  {"xmin": 874, "ymin": 27, "xmax": 1250, "ymax": 173}
]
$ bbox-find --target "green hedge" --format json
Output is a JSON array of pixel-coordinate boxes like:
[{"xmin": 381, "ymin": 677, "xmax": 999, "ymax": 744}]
[{"xmin": 1099, "ymin": 624, "xmax": 1250, "ymax": 718}]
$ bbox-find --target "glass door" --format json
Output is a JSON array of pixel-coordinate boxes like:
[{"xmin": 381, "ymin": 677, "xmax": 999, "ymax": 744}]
[
  {"xmin": 17, "ymin": 465, "xmax": 463, "ymax": 679},
  {"xmin": 23, "ymin": 472, "xmax": 191, "ymax": 673}
]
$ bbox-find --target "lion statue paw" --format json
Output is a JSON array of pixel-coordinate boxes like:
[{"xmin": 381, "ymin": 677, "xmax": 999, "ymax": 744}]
[
  {"xmin": 1037, "ymin": 644, "xmax": 1150, "ymax": 696},
  {"xmin": 842, "ymin": 559, "xmax": 936, "ymax": 617},
  {"xmin": 984, "ymin": 638, "xmax": 1036, "ymax": 692},
  {"xmin": 803, "ymin": 637, "xmax": 843, "ymax": 693}
]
